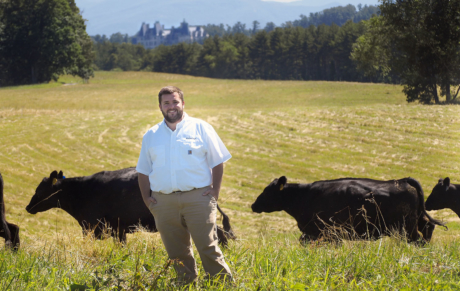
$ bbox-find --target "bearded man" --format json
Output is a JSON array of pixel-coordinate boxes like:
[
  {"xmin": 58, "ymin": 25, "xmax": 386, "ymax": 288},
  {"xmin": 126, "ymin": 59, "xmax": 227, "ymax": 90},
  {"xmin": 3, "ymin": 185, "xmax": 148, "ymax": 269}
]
[{"xmin": 136, "ymin": 86, "xmax": 233, "ymax": 284}]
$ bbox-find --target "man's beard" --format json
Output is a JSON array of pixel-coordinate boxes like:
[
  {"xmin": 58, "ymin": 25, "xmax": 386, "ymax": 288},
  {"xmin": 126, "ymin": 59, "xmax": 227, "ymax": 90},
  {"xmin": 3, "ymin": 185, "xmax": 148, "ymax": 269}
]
[{"xmin": 161, "ymin": 107, "xmax": 184, "ymax": 123}]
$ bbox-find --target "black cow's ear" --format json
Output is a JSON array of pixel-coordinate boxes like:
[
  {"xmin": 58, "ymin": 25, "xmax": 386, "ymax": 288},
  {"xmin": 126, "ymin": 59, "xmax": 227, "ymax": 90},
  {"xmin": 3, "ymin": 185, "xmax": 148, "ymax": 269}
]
[
  {"xmin": 49, "ymin": 171, "xmax": 58, "ymax": 179},
  {"xmin": 443, "ymin": 177, "xmax": 450, "ymax": 191},
  {"xmin": 438, "ymin": 178, "xmax": 443, "ymax": 184},
  {"xmin": 49, "ymin": 171, "xmax": 58, "ymax": 185},
  {"xmin": 57, "ymin": 171, "xmax": 63, "ymax": 179},
  {"xmin": 277, "ymin": 176, "xmax": 287, "ymax": 191}
]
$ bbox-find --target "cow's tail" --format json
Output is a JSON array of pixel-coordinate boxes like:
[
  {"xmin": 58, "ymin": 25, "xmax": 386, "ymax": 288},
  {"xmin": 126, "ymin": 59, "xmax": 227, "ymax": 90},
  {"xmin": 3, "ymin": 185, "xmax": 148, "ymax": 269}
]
[
  {"xmin": 217, "ymin": 204, "xmax": 236, "ymax": 239},
  {"xmin": 406, "ymin": 177, "xmax": 447, "ymax": 230}
]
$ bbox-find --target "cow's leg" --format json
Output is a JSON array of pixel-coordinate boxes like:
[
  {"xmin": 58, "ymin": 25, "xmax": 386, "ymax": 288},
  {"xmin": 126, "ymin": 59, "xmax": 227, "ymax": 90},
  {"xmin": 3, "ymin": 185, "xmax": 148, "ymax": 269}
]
[
  {"xmin": 406, "ymin": 215, "xmax": 422, "ymax": 244},
  {"xmin": 299, "ymin": 224, "xmax": 321, "ymax": 245},
  {"xmin": 299, "ymin": 233, "xmax": 320, "ymax": 245},
  {"xmin": 418, "ymin": 216, "xmax": 435, "ymax": 243},
  {"xmin": 0, "ymin": 222, "xmax": 19, "ymax": 250},
  {"xmin": 7, "ymin": 223, "xmax": 19, "ymax": 250},
  {"xmin": 299, "ymin": 233, "xmax": 308, "ymax": 245},
  {"xmin": 0, "ymin": 220, "xmax": 11, "ymax": 241},
  {"xmin": 0, "ymin": 223, "xmax": 8, "ymax": 239}
]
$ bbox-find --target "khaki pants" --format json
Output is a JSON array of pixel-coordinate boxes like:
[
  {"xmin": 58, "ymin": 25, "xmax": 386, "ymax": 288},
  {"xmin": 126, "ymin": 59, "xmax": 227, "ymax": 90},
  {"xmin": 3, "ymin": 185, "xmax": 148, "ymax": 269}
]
[{"xmin": 148, "ymin": 186, "xmax": 232, "ymax": 282}]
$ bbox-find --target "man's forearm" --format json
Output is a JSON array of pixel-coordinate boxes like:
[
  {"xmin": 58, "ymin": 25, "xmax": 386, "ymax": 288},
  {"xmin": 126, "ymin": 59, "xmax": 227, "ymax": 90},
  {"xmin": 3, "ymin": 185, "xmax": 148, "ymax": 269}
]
[
  {"xmin": 138, "ymin": 173, "xmax": 151, "ymax": 202},
  {"xmin": 212, "ymin": 163, "xmax": 224, "ymax": 193}
]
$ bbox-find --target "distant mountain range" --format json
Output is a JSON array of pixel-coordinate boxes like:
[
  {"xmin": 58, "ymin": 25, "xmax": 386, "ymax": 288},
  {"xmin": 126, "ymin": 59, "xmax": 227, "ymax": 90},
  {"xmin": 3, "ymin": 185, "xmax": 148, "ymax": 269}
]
[{"xmin": 75, "ymin": 0, "xmax": 379, "ymax": 36}]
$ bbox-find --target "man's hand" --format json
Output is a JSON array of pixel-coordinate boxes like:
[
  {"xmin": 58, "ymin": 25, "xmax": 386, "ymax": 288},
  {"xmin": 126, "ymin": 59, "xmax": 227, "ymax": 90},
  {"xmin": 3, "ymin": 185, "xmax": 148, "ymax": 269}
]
[
  {"xmin": 138, "ymin": 173, "xmax": 156, "ymax": 207},
  {"xmin": 203, "ymin": 187, "xmax": 219, "ymax": 201},
  {"xmin": 203, "ymin": 163, "xmax": 224, "ymax": 201},
  {"xmin": 143, "ymin": 196, "xmax": 157, "ymax": 207}
]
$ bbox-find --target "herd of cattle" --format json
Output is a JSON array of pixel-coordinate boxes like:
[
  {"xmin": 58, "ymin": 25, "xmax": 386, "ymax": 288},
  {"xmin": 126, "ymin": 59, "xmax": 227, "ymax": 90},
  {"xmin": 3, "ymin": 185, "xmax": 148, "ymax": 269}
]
[{"xmin": 1, "ymin": 168, "xmax": 459, "ymax": 250}]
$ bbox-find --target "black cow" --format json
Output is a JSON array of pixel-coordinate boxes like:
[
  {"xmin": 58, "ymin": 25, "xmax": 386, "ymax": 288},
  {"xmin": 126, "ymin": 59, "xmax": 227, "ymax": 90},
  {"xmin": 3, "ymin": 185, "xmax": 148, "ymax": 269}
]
[
  {"xmin": 252, "ymin": 176, "xmax": 445, "ymax": 244},
  {"xmin": 426, "ymin": 177, "xmax": 460, "ymax": 218},
  {"xmin": 0, "ymin": 172, "xmax": 20, "ymax": 250},
  {"xmin": 26, "ymin": 168, "xmax": 235, "ymax": 246}
]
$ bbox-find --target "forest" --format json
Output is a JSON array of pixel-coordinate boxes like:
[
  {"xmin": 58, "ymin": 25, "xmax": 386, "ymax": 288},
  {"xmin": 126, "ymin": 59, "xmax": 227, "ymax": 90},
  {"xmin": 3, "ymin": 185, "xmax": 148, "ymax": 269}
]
[{"xmin": 92, "ymin": 22, "xmax": 386, "ymax": 83}]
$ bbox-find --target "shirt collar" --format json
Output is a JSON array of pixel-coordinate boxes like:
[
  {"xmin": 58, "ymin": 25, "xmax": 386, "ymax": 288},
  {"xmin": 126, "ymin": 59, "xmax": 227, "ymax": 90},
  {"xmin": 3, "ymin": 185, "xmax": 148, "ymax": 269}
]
[{"xmin": 176, "ymin": 112, "xmax": 188, "ymax": 129}]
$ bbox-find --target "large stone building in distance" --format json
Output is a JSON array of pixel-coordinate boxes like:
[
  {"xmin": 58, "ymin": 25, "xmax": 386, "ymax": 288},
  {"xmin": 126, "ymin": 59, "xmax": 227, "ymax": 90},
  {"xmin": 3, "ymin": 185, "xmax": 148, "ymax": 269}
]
[{"xmin": 131, "ymin": 20, "xmax": 208, "ymax": 49}]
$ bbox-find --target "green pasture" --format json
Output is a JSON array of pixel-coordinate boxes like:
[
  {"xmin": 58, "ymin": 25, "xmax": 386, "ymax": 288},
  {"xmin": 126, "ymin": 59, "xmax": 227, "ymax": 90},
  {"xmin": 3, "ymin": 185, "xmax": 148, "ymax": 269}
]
[{"xmin": 0, "ymin": 71, "xmax": 459, "ymax": 289}]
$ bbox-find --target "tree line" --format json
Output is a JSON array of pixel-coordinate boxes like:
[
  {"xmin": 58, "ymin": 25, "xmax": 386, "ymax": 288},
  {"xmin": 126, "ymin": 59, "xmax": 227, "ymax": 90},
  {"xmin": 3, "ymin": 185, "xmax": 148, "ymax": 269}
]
[
  {"xmin": 203, "ymin": 4, "xmax": 378, "ymax": 37},
  {"xmin": 93, "ymin": 21, "xmax": 391, "ymax": 83},
  {"xmin": 291, "ymin": 4, "xmax": 379, "ymax": 28}
]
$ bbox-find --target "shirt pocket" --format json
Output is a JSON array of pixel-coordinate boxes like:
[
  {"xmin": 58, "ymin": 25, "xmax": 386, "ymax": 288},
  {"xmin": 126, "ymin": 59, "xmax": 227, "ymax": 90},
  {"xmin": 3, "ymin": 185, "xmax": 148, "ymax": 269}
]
[
  {"xmin": 180, "ymin": 140, "xmax": 206, "ymax": 166},
  {"xmin": 148, "ymin": 145, "xmax": 165, "ymax": 168}
]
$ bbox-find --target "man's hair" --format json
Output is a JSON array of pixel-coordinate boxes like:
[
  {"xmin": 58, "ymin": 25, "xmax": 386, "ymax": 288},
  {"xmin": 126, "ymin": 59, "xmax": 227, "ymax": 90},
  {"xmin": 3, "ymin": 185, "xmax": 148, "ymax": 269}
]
[{"xmin": 158, "ymin": 86, "xmax": 184, "ymax": 104}]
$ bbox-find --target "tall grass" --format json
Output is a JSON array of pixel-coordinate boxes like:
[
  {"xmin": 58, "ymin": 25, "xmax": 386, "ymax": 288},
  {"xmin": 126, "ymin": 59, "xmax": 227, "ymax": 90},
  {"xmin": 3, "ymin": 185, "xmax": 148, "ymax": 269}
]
[
  {"xmin": 0, "ymin": 232, "xmax": 459, "ymax": 290},
  {"xmin": 0, "ymin": 71, "xmax": 459, "ymax": 289}
]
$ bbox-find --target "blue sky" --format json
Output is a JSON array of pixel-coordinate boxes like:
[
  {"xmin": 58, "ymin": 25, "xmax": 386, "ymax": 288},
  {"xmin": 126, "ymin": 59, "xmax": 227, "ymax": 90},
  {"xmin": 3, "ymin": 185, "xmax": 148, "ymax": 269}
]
[{"xmin": 75, "ymin": 0, "xmax": 380, "ymax": 36}]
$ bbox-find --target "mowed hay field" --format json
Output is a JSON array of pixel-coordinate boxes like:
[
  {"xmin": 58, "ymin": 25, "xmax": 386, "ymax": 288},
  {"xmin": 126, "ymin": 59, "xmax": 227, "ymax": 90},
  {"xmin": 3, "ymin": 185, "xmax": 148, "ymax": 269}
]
[{"xmin": 1, "ymin": 71, "xmax": 460, "ymax": 290}]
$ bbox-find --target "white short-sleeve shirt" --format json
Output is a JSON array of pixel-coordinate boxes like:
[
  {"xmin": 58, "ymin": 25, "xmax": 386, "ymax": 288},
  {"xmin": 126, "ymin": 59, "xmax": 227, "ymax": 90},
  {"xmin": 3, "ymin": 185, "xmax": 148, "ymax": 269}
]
[{"xmin": 136, "ymin": 113, "xmax": 231, "ymax": 194}]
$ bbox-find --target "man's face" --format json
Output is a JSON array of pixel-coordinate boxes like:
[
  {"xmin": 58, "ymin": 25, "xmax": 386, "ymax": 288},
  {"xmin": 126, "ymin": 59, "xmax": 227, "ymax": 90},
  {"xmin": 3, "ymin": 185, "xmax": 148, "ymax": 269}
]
[{"xmin": 159, "ymin": 92, "xmax": 184, "ymax": 124}]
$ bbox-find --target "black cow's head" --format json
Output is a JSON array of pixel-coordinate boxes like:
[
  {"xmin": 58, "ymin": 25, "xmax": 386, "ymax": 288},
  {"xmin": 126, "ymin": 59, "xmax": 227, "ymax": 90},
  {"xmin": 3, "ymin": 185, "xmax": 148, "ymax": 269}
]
[
  {"xmin": 251, "ymin": 176, "xmax": 287, "ymax": 213},
  {"xmin": 425, "ymin": 177, "xmax": 453, "ymax": 211},
  {"xmin": 26, "ymin": 170, "xmax": 64, "ymax": 214}
]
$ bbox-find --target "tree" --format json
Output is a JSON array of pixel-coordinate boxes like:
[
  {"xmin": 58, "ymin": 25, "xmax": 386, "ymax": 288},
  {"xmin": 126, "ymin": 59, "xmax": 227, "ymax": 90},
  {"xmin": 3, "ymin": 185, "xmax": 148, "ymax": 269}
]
[
  {"xmin": 195, "ymin": 35, "xmax": 220, "ymax": 77},
  {"xmin": 213, "ymin": 36, "xmax": 240, "ymax": 78},
  {"xmin": 204, "ymin": 24, "xmax": 226, "ymax": 37},
  {"xmin": 334, "ymin": 20, "xmax": 367, "ymax": 81},
  {"xmin": 354, "ymin": 0, "xmax": 460, "ymax": 104},
  {"xmin": 264, "ymin": 22, "xmax": 276, "ymax": 33},
  {"xmin": 284, "ymin": 27, "xmax": 304, "ymax": 80},
  {"xmin": 231, "ymin": 22, "xmax": 249, "ymax": 35},
  {"xmin": 268, "ymin": 28, "xmax": 286, "ymax": 79},
  {"xmin": 350, "ymin": 16, "xmax": 395, "ymax": 83},
  {"xmin": 0, "ymin": 0, "xmax": 94, "ymax": 86},
  {"xmin": 153, "ymin": 43, "xmax": 200, "ymax": 75},
  {"xmin": 248, "ymin": 30, "xmax": 272, "ymax": 79},
  {"xmin": 109, "ymin": 32, "xmax": 129, "ymax": 44},
  {"xmin": 252, "ymin": 21, "xmax": 260, "ymax": 35},
  {"xmin": 231, "ymin": 33, "xmax": 251, "ymax": 79}
]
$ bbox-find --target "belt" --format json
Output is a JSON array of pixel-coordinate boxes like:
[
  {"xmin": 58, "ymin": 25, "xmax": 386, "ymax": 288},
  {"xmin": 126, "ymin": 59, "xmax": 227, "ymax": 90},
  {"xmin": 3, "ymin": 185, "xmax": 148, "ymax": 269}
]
[
  {"xmin": 169, "ymin": 190, "xmax": 183, "ymax": 194},
  {"xmin": 152, "ymin": 188, "xmax": 200, "ymax": 195}
]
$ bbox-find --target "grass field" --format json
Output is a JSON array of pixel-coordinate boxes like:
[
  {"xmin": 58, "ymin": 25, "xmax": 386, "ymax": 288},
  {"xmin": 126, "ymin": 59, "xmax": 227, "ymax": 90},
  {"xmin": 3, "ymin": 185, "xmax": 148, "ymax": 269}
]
[{"xmin": 1, "ymin": 71, "xmax": 460, "ymax": 289}]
